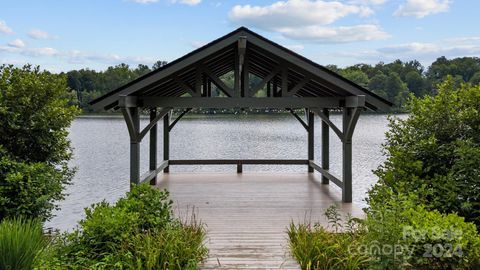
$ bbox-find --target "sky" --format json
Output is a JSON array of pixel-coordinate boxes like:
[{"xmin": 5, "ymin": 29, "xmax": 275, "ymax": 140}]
[{"xmin": 0, "ymin": 0, "xmax": 479, "ymax": 72}]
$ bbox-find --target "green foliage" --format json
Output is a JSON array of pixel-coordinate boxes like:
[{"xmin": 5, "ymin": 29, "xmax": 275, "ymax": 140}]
[
  {"xmin": 405, "ymin": 70, "xmax": 426, "ymax": 96},
  {"xmin": 427, "ymin": 57, "xmax": 480, "ymax": 86},
  {"xmin": 38, "ymin": 184, "xmax": 207, "ymax": 269},
  {"xmin": 364, "ymin": 195, "xmax": 480, "ymax": 270},
  {"xmin": 0, "ymin": 156, "xmax": 71, "ymax": 222},
  {"xmin": 368, "ymin": 73, "xmax": 388, "ymax": 99},
  {"xmin": 341, "ymin": 69, "xmax": 370, "ymax": 88},
  {"xmin": 100, "ymin": 221, "xmax": 207, "ymax": 270},
  {"xmin": 288, "ymin": 205, "xmax": 369, "ymax": 270},
  {"xmin": 369, "ymin": 78, "xmax": 480, "ymax": 229},
  {"xmin": 0, "ymin": 218, "xmax": 46, "ymax": 270},
  {"xmin": 0, "ymin": 65, "xmax": 79, "ymax": 163},
  {"xmin": 66, "ymin": 63, "xmax": 162, "ymax": 111},
  {"xmin": 0, "ymin": 65, "xmax": 79, "ymax": 221},
  {"xmin": 470, "ymin": 71, "xmax": 480, "ymax": 85}
]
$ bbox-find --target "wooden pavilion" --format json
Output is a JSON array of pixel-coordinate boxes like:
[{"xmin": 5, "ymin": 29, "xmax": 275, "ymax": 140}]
[{"xmin": 90, "ymin": 27, "xmax": 392, "ymax": 203}]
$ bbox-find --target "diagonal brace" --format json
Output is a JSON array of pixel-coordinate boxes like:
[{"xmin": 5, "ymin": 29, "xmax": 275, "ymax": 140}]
[
  {"xmin": 310, "ymin": 108, "xmax": 344, "ymax": 141},
  {"xmin": 138, "ymin": 107, "xmax": 172, "ymax": 140},
  {"xmin": 250, "ymin": 67, "xmax": 280, "ymax": 97},
  {"xmin": 202, "ymin": 65, "xmax": 234, "ymax": 97},
  {"xmin": 169, "ymin": 108, "xmax": 192, "ymax": 131},
  {"xmin": 344, "ymin": 107, "xmax": 362, "ymax": 140},
  {"xmin": 287, "ymin": 108, "xmax": 309, "ymax": 131},
  {"xmin": 121, "ymin": 107, "xmax": 139, "ymax": 142},
  {"xmin": 286, "ymin": 75, "xmax": 310, "ymax": 97},
  {"xmin": 174, "ymin": 76, "xmax": 199, "ymax": 97}
]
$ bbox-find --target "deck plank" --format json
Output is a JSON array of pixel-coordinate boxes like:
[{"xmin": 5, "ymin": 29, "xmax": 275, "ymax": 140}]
[{"xmin": 156, "ymin": 173, "xmax": 363, "ymax": 269}]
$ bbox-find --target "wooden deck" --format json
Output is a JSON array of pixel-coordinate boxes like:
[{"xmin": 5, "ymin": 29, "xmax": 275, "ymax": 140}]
[{"xmin": 156, "ymin": 173, "xmax": 363, "ymax": 269}]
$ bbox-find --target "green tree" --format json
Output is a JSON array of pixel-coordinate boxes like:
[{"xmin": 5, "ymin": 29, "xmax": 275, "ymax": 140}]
[
  {"xmin": 368, "ymin": 73, "xmax": 388, "ymax": 99},
  {"xmin": 368, "ymin": 77, "xmax": 480, "ymax": 229},
  {"xmin": 470, "ymin": 71, "xmax": 480, "ymax": 85},
  {"xmin": 340, "ymin": 69, "xmax": 370, "ymax": 88},
  {"xmin": 405, "ymin": 70, "xmax": 426, "ymax": 96},
  {"xmin": 385, "ymin": 72, "xmax": 408, "ymax": 104},
  {"xmin": 0, "ymin": 65, "xmax": 79, "ymax": 221}
]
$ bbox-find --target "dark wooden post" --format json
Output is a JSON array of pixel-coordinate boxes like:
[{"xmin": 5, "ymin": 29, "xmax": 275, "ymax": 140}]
[
  {"xmin": 321, "ymin": 109, "xmax": 330, "ymax": 184},
  {"xmin": 241, "ymin": 56, "xmax": 249, "ymax": 97},
  {"xmin": 281, "ymin": 67, "xmax": 288, "ymax": 97},
  {"xmin": 342, "ymin": 108, "xmax": 353, "ymax": 202},
  {"xmin": 163, "ymin": 112, "xmax": 170, "ymax": 173},
  {"xmin": 149, "ymin": 108, "xmax": 157, "ymax": 185},
  {"xmin": 307, "ymin": 109, "xmax": 314, "ymax": 172},
  {"xmin": 130, "ymin": 107, "xmax": 140, "ymax": 184}
]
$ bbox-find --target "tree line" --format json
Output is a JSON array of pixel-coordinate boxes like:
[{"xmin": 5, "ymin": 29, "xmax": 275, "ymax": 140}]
[{"xmin": 64, "ymin": 56, "xmax": 480, "ymax": 112}]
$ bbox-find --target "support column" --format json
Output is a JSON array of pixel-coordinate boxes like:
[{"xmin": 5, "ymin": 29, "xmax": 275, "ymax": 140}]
[
  {"xmin": 130, "ymin": 107, "xmax": 140, "ymax": 185},
  {"xmin": 163, "ymin": 112, "xmax": 170, "ymax": 173},
  {"xmin": 149, "ymin": 108, "xmax": 157, "ymax": 185},
  {"xmin": 321, "ymin": 109, "xmax": 330, "ymax": 184},
  {"xmin": 342, "ymin": 108, "xmax": 353, "ymax": 203},
  {"xmin": 307, "ymin": 109, "xmax": 314, "ymax": 172}
]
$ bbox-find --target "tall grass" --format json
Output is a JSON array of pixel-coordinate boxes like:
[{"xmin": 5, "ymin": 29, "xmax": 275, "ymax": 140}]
[
  {"xmin": 0, "ymin": 218, "xmax": 46, "ymax": 270},
  {"xmin": 287, "ymin": 205, "xmax": 369, "ymax": 270}
]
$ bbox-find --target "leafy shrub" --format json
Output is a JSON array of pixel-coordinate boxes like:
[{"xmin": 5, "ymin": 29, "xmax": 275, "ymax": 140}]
[
  {"xmin": 288, "ymin": 205, "xmax": 369, "ymax": 270},
  {"xmin": 368, "ymin": 78, "xmax": 480, "ymax": 228},
  {"xmin": 67, "ymin": 184, "xmax": 173, "ymax": 259},
  {"xmin": 0, "ymin": 64, "xmax": 79, "ymax": 221},
  {"xmin": 0, "ymin": 64, "xmax": 79, "ymax": 164},
  {"xmin": 0, "ymin": 218, "xmax": 46, "ymax": 270},
  {"xmin": 38, "ymin": 184, "xmax": 207, "ymax": 269},
  {"xmin": 0, "ymin": 155, "xmax": 70, "ymax": 222},
  {"xmin": 364, "ymin": 194, "xmax": 480, "ymax": 270}
]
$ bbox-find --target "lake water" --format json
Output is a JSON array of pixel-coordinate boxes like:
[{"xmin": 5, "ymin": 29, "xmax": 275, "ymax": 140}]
[{"xmin": 46, "ymin": 113, "xmax": 397, "ymax": 231}]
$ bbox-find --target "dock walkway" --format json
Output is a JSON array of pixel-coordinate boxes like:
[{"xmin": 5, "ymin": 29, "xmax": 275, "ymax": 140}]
[{"xmin": 156, "ymin": 173, "xmax": 362, "ymax": 269}]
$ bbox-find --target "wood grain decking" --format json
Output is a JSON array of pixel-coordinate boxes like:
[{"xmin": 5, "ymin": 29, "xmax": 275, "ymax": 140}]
[{"xmin": 156, "ymin": 173, "xmax": 363, "ymax": 269}]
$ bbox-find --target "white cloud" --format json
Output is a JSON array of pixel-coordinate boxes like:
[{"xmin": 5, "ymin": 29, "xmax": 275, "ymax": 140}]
[
  {"xmin": 28, "ymin": 29, "xmax": 57, "ymax": 40},
  {"xmin": 0, "ymin": 20, "xmax": 13, "ymax": 34},
  {"xmin": 25, "ymin": 47, "xmax": 58, "ymax": 57},
  {"xmin": 7, "ymin": 39, "xmax": 25, "ymax": 48},
  {"xmin": 0, "ymin": 46, "xmax": 58, "ymax": 57},
  {"xmin": 394, "ymin": 0, "xmax": 450, "ymax": 18},
  {"xmin": 1, "ymin": 42, "xmax": 155, "ymax": 66},
  {"xmin": 378, "ymin": 42, "xmax": 438, "ymax": 54},
  {"xmin": 129, "ymin": 0, "xmax": 159, "ymax": 3},
  {"xmin": 228, "ymin": 0, "xmax": 388, "ymax": 44},
  {"xmin": 172, "ymin": 0, "xmax": 201, "ymax": 5},
  {"xmin": 285, "ymin": 44, "xmax": 305, "ymax": 51},
  {"xmin": 190, "ymin": 40, "xmax": 207, "ymax": 48},
  {"xmin": 348, "ymin": 0, "xmax": 386, "ymax": 5},
  {"xmin": 129, "ymin": 0, "xmax": 201, "ymax": 5},
  {"xmin": 328, "ymin": 36, "xmax": 480, "ymax": 66},
  {"xmin": 229, "ymin": 0, "xmax": 373, "ymax": 31},
  {"xmin": 281, "ymin": 24, "xmax": 389, "ymax": 43}
]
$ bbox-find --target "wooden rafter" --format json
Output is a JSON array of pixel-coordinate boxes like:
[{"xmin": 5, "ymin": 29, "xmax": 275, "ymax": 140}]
[
  {"xmin": 174, "ymin": 76, "xmax": 198, "ymax": 97},
  {"xmin": 286, "ymin": 75, "xmax": 310, "ymax": 97}
]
